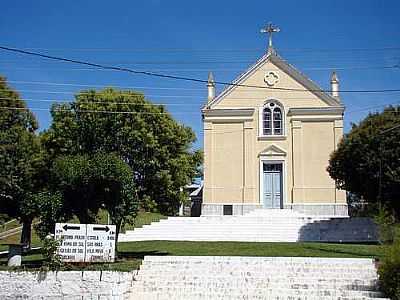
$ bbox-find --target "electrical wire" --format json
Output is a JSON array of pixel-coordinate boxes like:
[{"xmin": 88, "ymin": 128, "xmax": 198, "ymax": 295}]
[
  {"xmin": 1, "ymin": 65, "xmax": 398, "ymax": 72},
  {"xmin": 2, "ymin": 45, "xmax": 400, "ymax": 53},
  {"xmin": 0, "ymin": 96, "xmax": 202, "ymax": 106},
  {"xmin": 0, "ymin": 106, "xmax": 199, "ymax": 115},
  {"xmin": 1, "ymin": 46, "xmax": 400, "ymax": 93}
]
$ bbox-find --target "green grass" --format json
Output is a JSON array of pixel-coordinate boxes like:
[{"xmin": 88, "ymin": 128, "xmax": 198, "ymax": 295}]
[
  {"xmin": 0, "ymin": 228, "xmax": 43, "ymax": 252},
  {"xmin": 118, "ymin": 241, "xmax": 386, "ymax": 259},
  {"xmin": 0, "ymin": 219, "xmax": 20, "ymax": 233},
  {"xmin": 0, "ymin": 214, "xmax": 395, "ymax": 272},
  {"xmin": 124, "ymin": 212, "xmax": 167, "ymax": 231},
  {"xmin": 0, "ymin": 241, "xmax": 387, "ymax": 272}
]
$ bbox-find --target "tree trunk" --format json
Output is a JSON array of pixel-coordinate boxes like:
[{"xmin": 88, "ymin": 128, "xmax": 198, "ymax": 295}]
[
  {"xmin": 114, "ymin": 220, "xmax": 122, "ymax": 259},
  {"xmin": 20, "ymin": 218, "xmax": 32, "ymax": 250}
]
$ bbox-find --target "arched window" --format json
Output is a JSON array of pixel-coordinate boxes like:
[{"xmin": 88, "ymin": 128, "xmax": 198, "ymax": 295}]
[
  {"xmin": 263, "ymin": 107, "xmax": 272, "ymax": 135},
  {"xmin": 261, "ymin": 102, "xmax": 284, "ymax": 136}
]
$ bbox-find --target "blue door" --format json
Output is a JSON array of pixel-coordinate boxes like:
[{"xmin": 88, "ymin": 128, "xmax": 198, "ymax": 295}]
[{"xmin": 263, "ymin": 163, "xmax": 282, "ymax": 209}]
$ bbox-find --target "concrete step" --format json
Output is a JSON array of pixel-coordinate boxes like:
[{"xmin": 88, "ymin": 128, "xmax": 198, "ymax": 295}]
[
  {"xmin": 128, "ymin": 256, "xmax": 386, "ymax": 300},
  {"xmin": 133, "ymin": 287, "xmax": 386, "ymax": 299},
  {"xmin": 136, "ymin": 271, "xmax": 378, "ymax": 280},
  {"xmin": 133, "ymin": 291, "xmax": 389, "ymax": 300},
  {"xmin": 120, "ymin": 209, "xmax": 377, "ymax": 243},
  {"xmin": 133, "ymin": 276, "xmax": 379, "ymax": 290},
  {"xmin": 143, "ymin": 256, "xmax": 375, "ymax": 264},
  {"xmin": 138, "ymin": 265, "xmax": 377, "ymax": 274}
]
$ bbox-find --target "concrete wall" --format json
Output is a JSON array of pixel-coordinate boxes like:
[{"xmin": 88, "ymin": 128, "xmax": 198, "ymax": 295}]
[
  {"xmin": 0, "ymin": 270, "xmax": 134, "ymax": 299},
  {"xmin": 202, "ymin": 56, "xmax": 347, "ymax": 215}
]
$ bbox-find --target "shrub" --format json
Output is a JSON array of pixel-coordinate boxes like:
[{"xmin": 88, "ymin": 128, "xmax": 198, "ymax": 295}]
[
  {"xmin": 378, "ymin": 236, "xmax": 400, "ymax": 299},
  {"xmin": 374, "ymin": 206, "xmax": 396, "ymax": 244},
  {"xmin": 41, "ymin": 235, "xmax": 63, "ymax": 271}
]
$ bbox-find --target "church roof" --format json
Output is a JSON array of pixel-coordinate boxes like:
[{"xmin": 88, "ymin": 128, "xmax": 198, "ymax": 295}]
[{"xmin": 206, "ymin": 48, "xmax": 343, "ymax": 109}]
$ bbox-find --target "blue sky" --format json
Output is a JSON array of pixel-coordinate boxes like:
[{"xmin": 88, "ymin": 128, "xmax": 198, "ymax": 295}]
[{"xmin": 1, "ymin": 0, "xmax": 400, "ymax": 150}]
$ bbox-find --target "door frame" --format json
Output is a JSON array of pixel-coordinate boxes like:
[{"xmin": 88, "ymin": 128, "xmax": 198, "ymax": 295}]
[{"xmin": 259, "ymin": 159, "xmax": 286, "ymax": 209}]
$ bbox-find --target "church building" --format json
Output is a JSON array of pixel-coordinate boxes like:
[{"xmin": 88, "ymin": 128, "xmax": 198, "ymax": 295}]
[{"xmin": 201, "ymin": 25, "xmax": 347, "ymax": 216}]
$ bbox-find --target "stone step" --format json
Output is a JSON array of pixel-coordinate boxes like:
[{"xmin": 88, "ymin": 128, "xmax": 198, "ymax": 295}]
[
  {"xmin": 138, "ymin": 265, "xmax": 377, "ymax": 274},
  {"xmin": 119, "ymin": 237, "xmax": 300, "ymax": 242},
  {"xmin": 131, "ymin": 226, "xmax": 306, "ymax": 230},
  {"xmin": 141, "ymin": 259, "xmax": 376, "ymax": 267},
  {"xmin": 143, "ymin": 256, "xmax": 375, "ymax": 263},
  {"xmin": 133, "ymin": 291, "xmax": 389, "ymax": 300},
  {"xmin": 122, "ymin": 232, "xmax": 302, "ymax": 237},
  {"xmin": 132, "ymin": 286, "xmax": 385, "ymax": 299},
  {"xmin": 136, "ymin": 272, "xmax": 378, "ymax": 281},
  {"xmin": 133, "ymin": 276, "xmax": 379, "ymax": 290},
  {"xmin": 128, "ymin": 256, "xmax": 386, "ymax": 300}
]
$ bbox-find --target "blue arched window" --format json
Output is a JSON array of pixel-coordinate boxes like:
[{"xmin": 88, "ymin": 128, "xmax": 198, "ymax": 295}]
[{"xmin": 262, "ymin": 102, "xmax": 284, "ymax": 136}]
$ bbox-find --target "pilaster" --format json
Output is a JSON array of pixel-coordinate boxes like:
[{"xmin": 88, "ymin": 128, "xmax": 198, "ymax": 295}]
[
  {"xmin": 291, "ymin": 120, "xmax": 304, "ymax": 202},
  {"xmin": 243, "ymin": 120, "xmax": 255, "ymax": 203},
  {"xmin": 203, "ymin": 121, "xmax": 213, "ymax": 203}
]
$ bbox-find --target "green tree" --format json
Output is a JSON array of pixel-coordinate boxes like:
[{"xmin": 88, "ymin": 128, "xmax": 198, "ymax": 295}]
[
  {"xmin": 328, "ymin": 106, "xmax": 400, "ymax": 219},
  {"xmin": 0, "ymin": 76, "xmax": 45, "ymax": 248},
  {"xmin": 50, "ymin": 152, "xmax": 137, "ymax": 250},
  {"xmin": 42, "ymin": 88, "xmax": 202, "ymax": 215}
]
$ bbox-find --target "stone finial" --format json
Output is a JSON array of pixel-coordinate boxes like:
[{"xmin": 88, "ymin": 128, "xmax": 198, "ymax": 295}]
[
  {"xmin": 207, "ymin": 72, "xmax": 215, "ymax": 102},
  {"xmin": 330, "ymin": 71, "xmax": 340, "ymax": 98}
]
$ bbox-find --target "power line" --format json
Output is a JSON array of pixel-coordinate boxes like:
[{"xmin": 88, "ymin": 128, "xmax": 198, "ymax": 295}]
[
  {"xmin": 5, "ymin": 79, "xmax": 400, "ymax": 96},
  {"xmin": 346, "ymin": 102, "xmax": 400, "ymax": 114},
  {"xmin": 2, "ymin": 95, "xmax": 399, "ymax": 115},
  {"xmin": 3, "ymin": 46, "xmax": 400, "ymax": 53},
  {"xmin": 1, "ymin": 45, "xmax": 400, "ymax": 94},
  {"xmin": 0, "ymin": 106, "xmax": 199, "ymax": 115},
  {"xmin": 0, "ymin": 56, "xmax": 398, "ymax": 65},
  {"xmin": 4, "ymin": 89, "xmax": 400, "ymax": 103},
  {"xmin": 6, "ymin": 80, "xmax": 204, "ymax": 91},
  {"xmin": 381, "ymin": 123, "xmax": 400, "ymax": 135},
  {"xmin": 0, "ymin": 96, "xmax": 202, "ymax": 106},
  {"xmin": 1, "ymin": 65, "xmax": 398, "ymax": 72}
]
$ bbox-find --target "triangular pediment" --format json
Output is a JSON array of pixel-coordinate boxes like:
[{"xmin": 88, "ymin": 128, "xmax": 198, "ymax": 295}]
[
  {"xmin": 206, "ymin": 49, "xmax": 342, "ymax": 109},
  {"xmin": 259, "ymin": 144, "xmax": 287, "ymax": 157}
]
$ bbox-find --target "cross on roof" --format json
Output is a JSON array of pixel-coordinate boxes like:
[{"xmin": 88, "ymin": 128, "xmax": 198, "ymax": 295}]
[{"xmin": 261, "ymin": 22, "xmax": 280, "ymax": 50}]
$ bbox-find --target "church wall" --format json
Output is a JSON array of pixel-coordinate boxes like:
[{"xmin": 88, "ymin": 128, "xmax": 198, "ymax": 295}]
[
  {"xmin": 203, "ymin": 122, "xmax": 245, "ymax": 206},
  {"xmin": 294, "ymin": 121, "xmax": 337, "ymax": 203},
  {"xmin": 202, "ymin": 113, "xmax": 347, "ymax": 216},
  {"xmin": 213, "ymin": 60, "xmax": 329, "ymax": 109},
  {"xmin": 202, "ymin": 54, "xmax": 347, "ymax": 216}
]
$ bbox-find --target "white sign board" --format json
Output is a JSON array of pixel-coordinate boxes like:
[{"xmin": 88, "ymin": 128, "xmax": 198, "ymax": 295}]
[
  {"xmin": 85, "ymin": 224, "xmax": 116, "ymax": 263},
  {"xmin": 55, "ymin": 223, "xmax": 116, "ymax": 263}
]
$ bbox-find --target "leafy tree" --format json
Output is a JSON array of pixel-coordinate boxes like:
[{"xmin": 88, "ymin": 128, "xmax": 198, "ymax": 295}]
[
  {"xmin": 34, "ymin": 191, "xmax": 65, "ymax": 240},
  {"xmin": 0, "ymin": 76, "xmax": 45, "ymax": 248},
  {"xmin": 328, "ymin": 106, "xmax": 400, "ymax": 219},
  {"xmin": 50, "ymin": 152, "xmax": 138, "ymax": 249},
  {"xmin": 42, "ymin": 88, "xmax": 202, "ymax": 215}
]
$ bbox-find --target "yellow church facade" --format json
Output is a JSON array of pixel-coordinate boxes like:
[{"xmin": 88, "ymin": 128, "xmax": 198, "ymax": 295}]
[{"xmin": 201, "ymin": 47, "xmax": 347, "ymax": 216}]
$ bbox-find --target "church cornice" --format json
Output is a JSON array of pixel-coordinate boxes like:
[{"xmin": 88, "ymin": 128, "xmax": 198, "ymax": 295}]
[
  {"xmin": 202, "ymin": 107, "xmax": 255, "ymax": 117},
  {"xmin": 288, "ymin": 107, "xmax": 345, "ymax": 116}
]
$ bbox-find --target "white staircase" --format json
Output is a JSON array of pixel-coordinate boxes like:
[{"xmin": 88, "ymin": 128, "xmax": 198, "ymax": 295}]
[
  {"xmin": 130, "ymin": 256, "xmax": 388, "ymax": 300},
  {"xmin": 119, "ymin": 209, "xmax": 378, "ymax": 243}
]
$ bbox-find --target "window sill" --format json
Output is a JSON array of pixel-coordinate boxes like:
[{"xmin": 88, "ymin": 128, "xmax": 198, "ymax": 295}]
[{"xmin": 258, "ymin": 135, "xmax": 287, "ymax": 141}]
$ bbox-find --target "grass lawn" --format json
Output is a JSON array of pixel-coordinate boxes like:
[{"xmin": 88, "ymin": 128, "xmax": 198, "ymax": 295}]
[
  {"xmin": 118, "ymin": 241, "xmax": 386, "ymax": 259},
  {"xmin": 0, "ymin": 219, "xmax": 19, "ymax": 234},
  {"xmin": 0, "ymin": 214, "xmax": 395, "ymax": 271},
  {"xmin": 0, "ymin": 241, "xmax": 386, "ymax": 272}
]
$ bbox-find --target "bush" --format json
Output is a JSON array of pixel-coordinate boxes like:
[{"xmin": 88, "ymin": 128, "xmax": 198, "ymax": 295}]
[
  {"xmin": 374, "ymin": 206, "xmax": 396, "ymax": 244},
  {"xmin": 378, "ymin": 237, "xmax": 400, "ymax": 299},
  {"xmin": 41, "ymin": 235, "xmax": 63, "ymax": 271}
]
